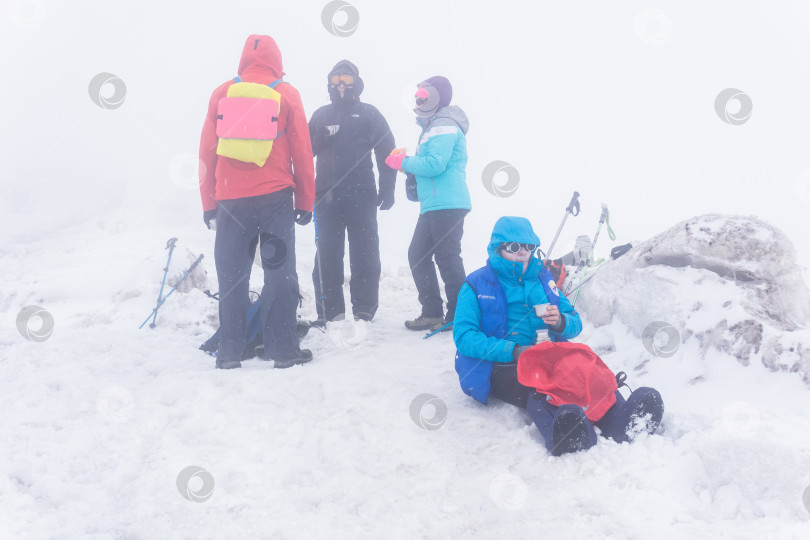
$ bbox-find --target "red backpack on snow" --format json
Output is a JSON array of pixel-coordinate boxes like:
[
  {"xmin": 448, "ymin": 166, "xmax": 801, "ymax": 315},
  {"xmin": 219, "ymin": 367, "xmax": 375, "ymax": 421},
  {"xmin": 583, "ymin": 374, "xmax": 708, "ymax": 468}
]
[{"xmin": 517, "ymin": 342, "xmax": 618, "ymax": 422}]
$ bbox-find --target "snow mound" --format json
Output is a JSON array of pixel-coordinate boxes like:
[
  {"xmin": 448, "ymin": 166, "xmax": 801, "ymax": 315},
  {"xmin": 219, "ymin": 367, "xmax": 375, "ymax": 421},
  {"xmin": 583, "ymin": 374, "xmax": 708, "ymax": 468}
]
[{"xmin": 576, "ymin": 214, "xmax": 810, "ymax": 382}]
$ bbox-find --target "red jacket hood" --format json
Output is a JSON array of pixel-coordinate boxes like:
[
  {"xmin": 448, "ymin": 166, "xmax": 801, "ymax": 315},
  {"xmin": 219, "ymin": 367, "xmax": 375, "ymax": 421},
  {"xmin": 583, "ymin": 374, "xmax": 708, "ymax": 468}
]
[{"xmin": 238, "ymin": 35, "xmax": 285, "ymax": 79}]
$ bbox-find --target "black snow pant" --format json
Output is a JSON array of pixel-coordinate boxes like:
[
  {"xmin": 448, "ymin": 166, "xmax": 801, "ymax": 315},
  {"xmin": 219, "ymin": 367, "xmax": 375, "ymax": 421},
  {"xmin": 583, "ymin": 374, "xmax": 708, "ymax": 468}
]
[
  {"xmin": 407, "ymin": 209, "xmax": 468, "ymax": 320},
  {"xmin": 490, "ymin": 362, "xmax": 534, "ymax": 408},
  {"xmin": 312, "ymin": 191, "xmax": 381, "ymax": 321},
  {"xmin": 214, "ymin": 189, "xmax": 299, "ymax": 362}
]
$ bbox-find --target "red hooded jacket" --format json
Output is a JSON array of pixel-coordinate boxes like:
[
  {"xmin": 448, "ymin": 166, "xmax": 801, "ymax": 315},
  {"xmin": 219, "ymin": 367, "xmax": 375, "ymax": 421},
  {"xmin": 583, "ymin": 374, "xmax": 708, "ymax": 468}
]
[{"xmin": 198, "ymin": 35, "xmax": 315, "ymax": 212}]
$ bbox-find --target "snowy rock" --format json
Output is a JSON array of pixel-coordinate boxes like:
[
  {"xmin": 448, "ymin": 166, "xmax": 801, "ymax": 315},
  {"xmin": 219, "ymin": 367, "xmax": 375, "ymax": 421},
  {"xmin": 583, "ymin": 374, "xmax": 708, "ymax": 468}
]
[
  {"xmin": 760, "ymin": 334, "xmax": 810, "ymax": 378},
  {"xmin": 576, "ymin": 214, "xmax": 810, "ymax": 381}
]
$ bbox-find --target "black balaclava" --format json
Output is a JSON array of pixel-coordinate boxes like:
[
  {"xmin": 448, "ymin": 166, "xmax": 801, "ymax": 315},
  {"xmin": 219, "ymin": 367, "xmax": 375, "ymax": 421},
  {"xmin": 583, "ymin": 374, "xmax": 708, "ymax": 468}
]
[{"xmin": 328, "ymin": 59, "xmax": 364, "ymax": 106}]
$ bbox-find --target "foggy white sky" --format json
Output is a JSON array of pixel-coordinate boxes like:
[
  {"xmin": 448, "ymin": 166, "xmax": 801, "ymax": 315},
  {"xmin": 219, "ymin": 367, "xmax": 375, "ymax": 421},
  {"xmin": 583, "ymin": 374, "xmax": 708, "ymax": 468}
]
[{"xmin": 3, "ymin": 0, "xmax": 810, "ymax": 273}]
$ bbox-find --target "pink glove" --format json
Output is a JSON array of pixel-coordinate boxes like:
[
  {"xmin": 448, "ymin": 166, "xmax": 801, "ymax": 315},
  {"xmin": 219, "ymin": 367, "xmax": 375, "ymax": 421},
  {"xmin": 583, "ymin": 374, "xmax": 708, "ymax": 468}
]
[{"xmin": 385, "ymin": 148, "xmax": 407, "ymax": 171}]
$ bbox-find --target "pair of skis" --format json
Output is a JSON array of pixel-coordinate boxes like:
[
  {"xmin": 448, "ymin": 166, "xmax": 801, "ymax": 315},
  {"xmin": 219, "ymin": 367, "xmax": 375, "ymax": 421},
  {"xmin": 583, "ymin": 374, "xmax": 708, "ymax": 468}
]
[{"xmin": 139, "ymin": 238, "xmax": 204, "ymax": 329}]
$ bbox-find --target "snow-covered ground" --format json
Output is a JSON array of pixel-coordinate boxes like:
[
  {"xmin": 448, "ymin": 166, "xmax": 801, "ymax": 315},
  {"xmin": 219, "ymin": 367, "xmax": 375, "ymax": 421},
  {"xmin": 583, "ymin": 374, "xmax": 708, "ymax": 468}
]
[
  {"xmin": 3, "ymin": 210, "xmax": 810, "ymax": 539},
  {"xmin": 4, "ymin": 1, "xmax": 810, "ymax": 538}
]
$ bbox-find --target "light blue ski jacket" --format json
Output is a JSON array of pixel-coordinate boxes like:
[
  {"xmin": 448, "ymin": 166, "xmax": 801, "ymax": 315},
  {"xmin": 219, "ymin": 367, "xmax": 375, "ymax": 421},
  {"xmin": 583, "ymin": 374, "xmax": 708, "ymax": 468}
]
[{"xmin": 401, "ymin": 106, "xmax": 472, "ymax": 214}]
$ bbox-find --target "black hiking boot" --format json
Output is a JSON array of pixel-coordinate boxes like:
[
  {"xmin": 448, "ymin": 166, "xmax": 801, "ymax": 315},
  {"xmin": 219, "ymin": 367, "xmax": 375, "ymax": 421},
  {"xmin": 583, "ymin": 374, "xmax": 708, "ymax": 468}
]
[
  {"xmin": 551, "ymin": 409, "xmax": 591, "ymax": 456},
  {"xmin": 215, "ymin": 357, "xmax": 242, "ymax": 370},
  {"xmin": 431, "ymin": 318, "xmax": 453, "ymax": 333},
  {"xmin": 310, "ymin": 313, "xmax": 345, "ymax": 328},
  {"xmin": 626, "ymin": 387, "xmax": 664, "ymax": 439},
  {"xmin": 297, "ymin": 319, "xmax": 312, "ymax": 339},
  {"xmin": 272, "ymin": 349, "xmax": 313, "ymax": 369},
  {"xmin": 404, "ymin": 315, "xmax": 444, "ymax": 331}
]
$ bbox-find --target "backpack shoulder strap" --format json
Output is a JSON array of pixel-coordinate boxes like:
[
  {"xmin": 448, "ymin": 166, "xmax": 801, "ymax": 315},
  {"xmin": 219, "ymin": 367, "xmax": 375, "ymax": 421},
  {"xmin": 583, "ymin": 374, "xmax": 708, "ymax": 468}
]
[
  {"xmin": 269, "ymin": 80, "xmax": 285, "ymax": 140},
  {"xmin": 231, "ymin": 76, "xmax": 282, "ymax": 87},
  {"xmin": 538, "ymin": 267, "xmax": 560, "ymax": 307}
]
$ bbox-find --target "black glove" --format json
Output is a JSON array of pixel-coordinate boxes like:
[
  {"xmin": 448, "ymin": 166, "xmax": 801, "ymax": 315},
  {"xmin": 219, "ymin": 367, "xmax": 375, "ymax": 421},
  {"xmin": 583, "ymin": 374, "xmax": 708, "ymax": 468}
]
[
  {"xmin": 377, "ymin": 193, "xmax": 394, "ymax": 211},
  {"xmin": 203, "ymin": 209, "xmax": 217, "ymax": 230},
  {"xmin": 311, "ymin": 126, "xmax": 328, "ymax": 149},
  {"xmin": 311, "ymin": 125, "xmax": 338, "ymax": 152},
  {"xmin": 512, "ymin": 344, "xmax": 533, "ymax": 362},
  {"xmin": 377, "ymin": 184, "xmax": 395, "ymax": 211},
  {"xmin": 405, "ymin": 173, "xmax": 418, "ymax": 202},
  {"xmin": 294, "ymin": 210, "xmax": 312, "ymax": 226}
]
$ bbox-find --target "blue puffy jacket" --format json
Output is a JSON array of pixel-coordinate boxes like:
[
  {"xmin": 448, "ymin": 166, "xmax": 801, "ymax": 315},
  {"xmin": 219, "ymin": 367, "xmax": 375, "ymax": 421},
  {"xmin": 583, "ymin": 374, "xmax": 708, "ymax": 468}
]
[
  {"xmin": 453, "ymin": 216, "xmax": 583, "ymax": 404},
  {"xmin": 401, "ymin": 106, "xmax": 472, "ymax": 214}
]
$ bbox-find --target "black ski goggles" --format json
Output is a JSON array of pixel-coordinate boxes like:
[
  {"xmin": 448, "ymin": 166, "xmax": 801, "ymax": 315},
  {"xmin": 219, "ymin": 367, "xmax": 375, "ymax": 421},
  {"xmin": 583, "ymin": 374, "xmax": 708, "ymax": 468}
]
[{"xmin": 500, "ymin": 242, "xmax": 537, "ymax": 254}]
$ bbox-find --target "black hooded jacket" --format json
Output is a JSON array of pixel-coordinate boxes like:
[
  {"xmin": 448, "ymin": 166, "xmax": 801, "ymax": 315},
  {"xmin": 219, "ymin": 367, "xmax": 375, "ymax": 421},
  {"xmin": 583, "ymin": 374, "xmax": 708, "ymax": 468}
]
[{"xmin": 308, "ymin": 60, "xmax": 396, "ymax": 201}]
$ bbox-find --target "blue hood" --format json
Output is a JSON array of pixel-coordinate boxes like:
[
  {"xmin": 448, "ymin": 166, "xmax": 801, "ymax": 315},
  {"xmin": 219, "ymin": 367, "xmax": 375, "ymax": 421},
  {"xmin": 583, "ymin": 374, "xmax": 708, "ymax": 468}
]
[{"xmin": 487, "ymin": 217, "xmax": 542, "ymax": 281}]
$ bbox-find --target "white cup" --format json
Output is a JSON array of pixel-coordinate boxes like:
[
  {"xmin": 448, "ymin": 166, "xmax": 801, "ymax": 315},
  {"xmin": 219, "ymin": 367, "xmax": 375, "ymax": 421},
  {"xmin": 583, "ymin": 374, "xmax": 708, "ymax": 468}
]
[{"xmin": 533, "ymin": 303, "xmax": 550, "ymax": 318}]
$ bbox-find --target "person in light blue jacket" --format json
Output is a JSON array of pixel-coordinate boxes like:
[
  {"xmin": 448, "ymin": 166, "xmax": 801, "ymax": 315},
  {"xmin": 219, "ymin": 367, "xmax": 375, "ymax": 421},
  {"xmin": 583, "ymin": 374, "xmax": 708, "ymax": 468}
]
[
  {"xmin": 454, "ymin": 217, "xmax": 664, "ymax": 456},
  {"xmin": 386, "ymin": 76, "xmax": 472, "ymax": 332}
]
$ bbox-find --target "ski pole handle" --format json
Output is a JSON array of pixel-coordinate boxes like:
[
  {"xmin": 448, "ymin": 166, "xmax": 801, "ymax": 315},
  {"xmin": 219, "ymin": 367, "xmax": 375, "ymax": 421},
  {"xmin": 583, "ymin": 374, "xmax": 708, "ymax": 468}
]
[
  {"xmin": 599, "ymin": 203, "xmax": 608, "ymax": 224},
  {"xmin": 567, "ymin": 191, "xmax": 581, "ymax": 216},
  {"xmin": 203, "ymin": 289, "xmax": 220, "ymax": 301}
]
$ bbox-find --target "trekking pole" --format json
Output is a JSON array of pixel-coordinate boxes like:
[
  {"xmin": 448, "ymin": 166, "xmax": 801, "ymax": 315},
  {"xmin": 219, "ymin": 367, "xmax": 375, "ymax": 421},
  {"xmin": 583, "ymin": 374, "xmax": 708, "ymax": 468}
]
[
  {"xmin": 545, "ymin": 191, "xmax": 580, "ymax": 260},
  {"xmin": 148, "ymin": 237, "xmax": 178, "ymax": 329},
  {"xmin": 570, "ymin": 204, "xmax": 616, "ymax": 307},
  {"xmin": 423, "ymin": 320, "xmax": 453, "ymax": 339},
  {"xmin": 564, "ymin": 242, "xmax": 633, "ymax": 297},
  {"xmin": 565, "ymin": 272, "xmax": 597, "ymax": 296},
  {"xmin": 313, "ymin": 211, "xmax": 327, "ymax": 320},
  {"xmin": 139, "ymin": 254, "xmax": 204, "ymax": 329}
]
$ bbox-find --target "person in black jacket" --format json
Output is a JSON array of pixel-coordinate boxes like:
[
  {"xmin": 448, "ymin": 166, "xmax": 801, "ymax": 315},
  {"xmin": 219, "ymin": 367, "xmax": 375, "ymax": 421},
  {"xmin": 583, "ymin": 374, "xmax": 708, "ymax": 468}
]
[{"xmin": 309, "ymin": 60, "xmax": 397, "ymax": 322}]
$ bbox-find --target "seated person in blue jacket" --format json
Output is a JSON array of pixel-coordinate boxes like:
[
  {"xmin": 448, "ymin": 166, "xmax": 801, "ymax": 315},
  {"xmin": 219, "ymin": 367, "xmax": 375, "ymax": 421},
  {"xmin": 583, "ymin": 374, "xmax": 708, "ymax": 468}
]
[{"xmin": 453, "ymin": 216, "xmax": 664, "ymax": 456}]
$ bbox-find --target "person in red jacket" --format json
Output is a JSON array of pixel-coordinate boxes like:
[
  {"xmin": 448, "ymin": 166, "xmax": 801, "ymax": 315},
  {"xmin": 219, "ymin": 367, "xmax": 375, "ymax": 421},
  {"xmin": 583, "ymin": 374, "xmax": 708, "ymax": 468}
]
[{"xmin": 198, "ymin": 34, "xmax": 315, "ymax": 370}]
